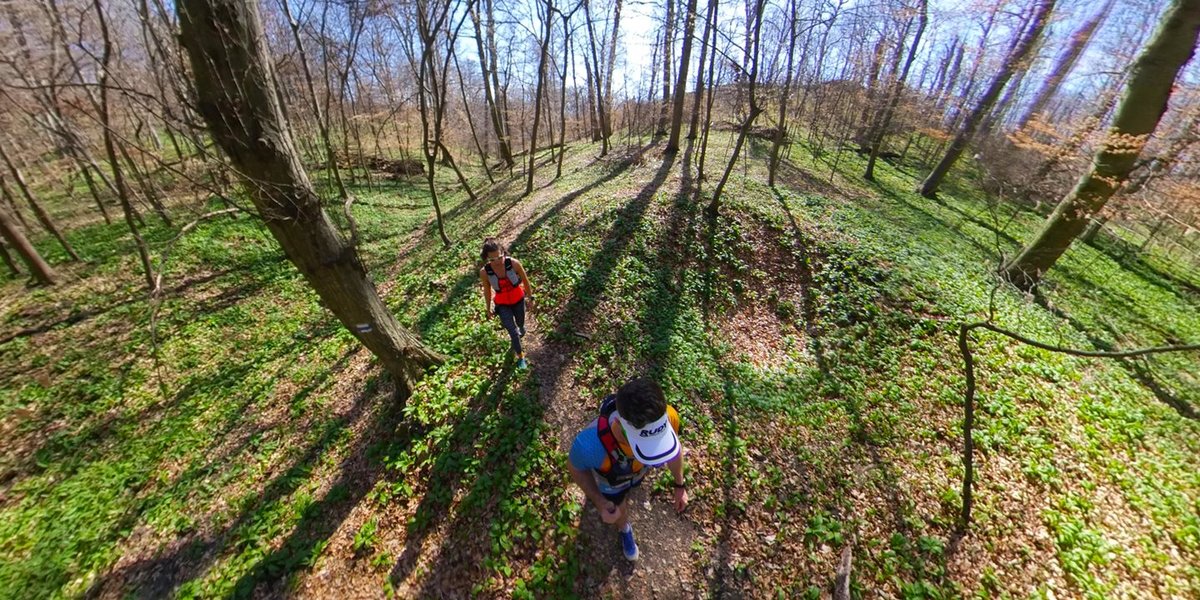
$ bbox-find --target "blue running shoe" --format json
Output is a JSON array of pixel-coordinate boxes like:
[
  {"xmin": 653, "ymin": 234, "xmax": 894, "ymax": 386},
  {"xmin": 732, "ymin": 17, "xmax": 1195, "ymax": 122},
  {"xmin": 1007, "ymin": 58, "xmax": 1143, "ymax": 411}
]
[
  {"xmin": 620, "ymin": 524, "xmax": 639, "ymax": 561},
  {"xmin": 516, "ymin": 357, "xmax": 529, "ymax": 370}
]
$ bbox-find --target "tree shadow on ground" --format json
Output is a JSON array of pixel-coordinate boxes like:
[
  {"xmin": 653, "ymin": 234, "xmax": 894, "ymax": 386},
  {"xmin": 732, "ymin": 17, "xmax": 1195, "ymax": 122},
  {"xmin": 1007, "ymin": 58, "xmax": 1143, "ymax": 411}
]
[
  {"xmin": 391, "ymin": 145, "xmax": 674, "ymax": 596},
  {"xmin": 84, "ymin": 342, "xmax": 364, "ymax": 599},
  {"xmin": 738, "ymin": 187, "xmax": 954, "ymax": 592},
  {"xmin": 1087, "ymin": 233, "xmax": 1200, "ymax": 302},
  {"xmin": 0, "ymin": 256, "xmax": 284, "ymax": 347},
  {"xmin": 408, "ymin": 144, "xmax": 681, "ymax": 590},
  {"xmin": 400, "ymin": 367, "xmax": 554, "ymax": 597},
  {"xmin": 1030, "ymin": 289, "xmax": 1198, "ymax": 421},
  {"xmin": 869, "ymin": 182, "xmax": 1004, "ymax": 263},
  {"xmin": 385, "ymin": 363, "xmax": 520, "ymax": 589}
]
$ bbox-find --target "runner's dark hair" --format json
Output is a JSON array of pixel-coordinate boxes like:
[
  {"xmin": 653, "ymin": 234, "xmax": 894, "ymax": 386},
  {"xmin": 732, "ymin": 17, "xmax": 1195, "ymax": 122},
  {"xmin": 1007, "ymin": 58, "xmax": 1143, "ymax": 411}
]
[
  {"xmin": 481, "ymin": 238, "xmax": 506, "ymax": 262},
  {"xmin": 615, "ymin": 377, "xmax": 666, "ymax": 427}
]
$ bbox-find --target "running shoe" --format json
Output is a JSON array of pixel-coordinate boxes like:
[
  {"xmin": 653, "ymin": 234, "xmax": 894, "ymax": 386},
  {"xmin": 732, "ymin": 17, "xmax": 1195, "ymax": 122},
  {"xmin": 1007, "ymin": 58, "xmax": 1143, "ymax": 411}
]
[{"xmin": 620, "ymin": 524, "xmax": 639, "ymax": 561}]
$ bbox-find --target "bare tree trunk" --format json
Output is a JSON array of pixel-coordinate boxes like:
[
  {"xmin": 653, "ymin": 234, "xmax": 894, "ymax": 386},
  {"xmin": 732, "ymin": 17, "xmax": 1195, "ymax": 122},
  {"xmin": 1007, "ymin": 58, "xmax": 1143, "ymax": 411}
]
[
  {"xmin": 0, "ymin": 203, "xmax": 55, "ymax": 285},
  {"xmin": 696, "ymin": 0, "xmax": 720, "ymax": 185},
  {"xmin": 178, "ymin": 0, "xmax": 445, "ymax": 396},
  {"xmin": 556, "ymin": 8, "xmax": 577, "ymax": 179},
  {"xmin": 0, "ymin": 143, "xmax": 80, "ymax": 262},
  {"xmin": 0, "ymin": 238, "xmax": 21, "ymax": 277},
  {"xmin": 92, "ymin": 0, "xmax": 156, "ymax": 288},
  {"xmin": 280, "ymin": 0, "xmax": 350, "ymax": 201},
  {"xmin": 0, "ymin": 178, "xmax": 29, "ymax": 232},
  {"xmin": 918, "ymin": 0, "xmax": 1056, "ymax": 198},
  {"xmin": 583, "ymin": 48, "xmax": 601, "ymax": 141},
  {"xmin": 453, "ymin": 52, "xmax": 495, "ymax": 183},
  {"xmin": 709, "ymin": 0, "xmax": 766, "ymax": 214},
  {"xmin": 470, "ymin": 0, "xmax": 515, "ymax": 167},
  {"xmin": 1017, "ymin": 0, "xmax": 1113, "ymax": 129},
  {"xmin": 665, "ymin": 0, "xmax": 698, "ymax": 153},
  {"xmin": 604, "ymin": 0, "xmax": 623, "ymax": 140},
  {"xmin": 527, "ymin": 0, "xmax": 554, "ymax": 195},
  {"xmin": 1002, "ymin": 0, "xmax": 1200, "ymax": 290},
  {"xmin": 767, "ymin": 0, "xmax": 800, "ymax": 184},
  {"xmin": 687, "ymin": 0, "xmax": 716, "ymax": 141},
  {"xmin": 657, "ymin": 0, "xmax": 675, "ymax": 137},
  {"xmin": 865, "ymin": 0, "xmax": 928, "ymax": 181}
]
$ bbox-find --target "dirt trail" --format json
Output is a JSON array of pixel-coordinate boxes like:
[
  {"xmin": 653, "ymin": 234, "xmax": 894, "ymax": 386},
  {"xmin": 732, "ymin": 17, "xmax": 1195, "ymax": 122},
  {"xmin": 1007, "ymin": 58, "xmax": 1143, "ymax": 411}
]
[{"xmin": 489, "ymin": 162, "xmax": 706, "ymax": 599}]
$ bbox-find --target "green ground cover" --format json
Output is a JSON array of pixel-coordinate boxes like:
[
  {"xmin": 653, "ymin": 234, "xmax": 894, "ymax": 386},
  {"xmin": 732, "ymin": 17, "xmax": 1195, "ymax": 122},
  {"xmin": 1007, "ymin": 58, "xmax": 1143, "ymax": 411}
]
[{"xmin": 0, "ymin": 137, "xmax": 1196, "ymax": 598}]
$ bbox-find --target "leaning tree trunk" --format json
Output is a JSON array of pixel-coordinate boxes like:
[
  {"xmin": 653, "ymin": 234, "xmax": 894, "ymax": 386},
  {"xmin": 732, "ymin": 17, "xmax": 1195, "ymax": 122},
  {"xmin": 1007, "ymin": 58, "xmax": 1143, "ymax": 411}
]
[
  {"xmin": 918, "ymin": 0, "xmax": 1056, "ymax": 198},
  {"xmin": 470, "ymin": 0, "xmax": 514, "ymax": 168},
  {"xmin": 0, "ymin": 239, "xmax": 20, "ymax": 277},
  {"xmin": 1002, "ymin": 0, "xmax": 1200, "ymax": 290},
  {"xmin": 177, "ymin": 0, "xmax": 444, "ymax": 397},
  {"xmin": 0, "ymin": 143, "xmax": 81, "ymax": 262},
  {"xmin": 0, "ymin": 203, "xmax": 55, "ymax": 285},
  {"xmin": 708, "ymin": 0, "xmax": 765, "ymax": 214}
]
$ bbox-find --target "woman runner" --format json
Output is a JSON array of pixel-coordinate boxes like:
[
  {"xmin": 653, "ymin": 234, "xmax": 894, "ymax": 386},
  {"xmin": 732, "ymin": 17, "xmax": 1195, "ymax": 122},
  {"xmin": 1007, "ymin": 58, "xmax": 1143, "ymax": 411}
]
[{"xmin": 479, "ymin": 238, "xmax": 534, "ymax": 369}]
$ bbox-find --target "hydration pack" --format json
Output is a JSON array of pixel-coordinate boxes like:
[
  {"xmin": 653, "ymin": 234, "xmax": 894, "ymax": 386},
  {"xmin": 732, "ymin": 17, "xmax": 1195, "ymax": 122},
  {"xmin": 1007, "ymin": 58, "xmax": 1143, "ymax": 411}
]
[
  {"xmin": 596, "ymin": 395, "xmax": 643, "ymax": 487},
  {"xmin": 484, "ymin": 257, "xmax": 521, "ymax": 292}
]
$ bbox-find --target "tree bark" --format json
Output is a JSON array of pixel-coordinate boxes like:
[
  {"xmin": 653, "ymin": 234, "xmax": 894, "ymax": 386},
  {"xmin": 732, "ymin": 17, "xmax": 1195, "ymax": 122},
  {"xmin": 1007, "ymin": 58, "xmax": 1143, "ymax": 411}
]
[
  {"xmin": 582, "ymin": 0, "xmax": 612, "ymax": 154},
  {"xmin": 1002, "ymin": 0, "xmax": 1200, "ymax": 290},
  {"xmin": 177, "ymin": 0, "xmax": 445, "ymax": 396},
  {"xmin": 603, "ymin": 0, "xmax": 623, "ymax": 139},
  {"xmin": 0, "ymin": 238, "xmax": 20, "ymax": 277},
  {"xmin": 470, "ymin": 0, "xmax": 515, "ymax": 167},
  {"xmin": 708, "ymin": 0, "xmax": 766, "ymax": 214},
  {"xmin": 527, "ymin": 0, "xmax": 554, "ymax": 195},
  {"xmin": 687, "ymin": 0, "xmax": 716, "ymax": 141},
  {"xmin": 767, "ymin": 0, "xmax": 800, "ymax": 185},
  {"xmin": 657, "ymin": 0, "xmax": 675, "ymax": 137},
  {"xmin": 918, "ymin": 0, "xmax": 1056, "ymax": 198},
  {"xmin": 92, "ymin": 0, "xmax": 156, "ymax": 289},
  {"xmin": 279, "ymin": 0, "xmax": 350, "ymax": 201}
]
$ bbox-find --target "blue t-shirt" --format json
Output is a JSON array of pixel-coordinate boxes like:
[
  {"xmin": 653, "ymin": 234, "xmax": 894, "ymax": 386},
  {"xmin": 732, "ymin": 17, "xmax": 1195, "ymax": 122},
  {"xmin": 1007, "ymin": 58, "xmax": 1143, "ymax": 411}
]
[{"xmin": 568, "ymin": 407, "xmax": 681, "ymax": 494}]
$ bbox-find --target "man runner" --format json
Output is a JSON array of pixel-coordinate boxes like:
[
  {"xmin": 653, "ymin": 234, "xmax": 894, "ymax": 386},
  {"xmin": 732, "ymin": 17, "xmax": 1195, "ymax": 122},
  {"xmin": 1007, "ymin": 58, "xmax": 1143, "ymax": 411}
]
[{"xmin": 567, "ymin": 377, "xmax": 688, "ymax": 560}]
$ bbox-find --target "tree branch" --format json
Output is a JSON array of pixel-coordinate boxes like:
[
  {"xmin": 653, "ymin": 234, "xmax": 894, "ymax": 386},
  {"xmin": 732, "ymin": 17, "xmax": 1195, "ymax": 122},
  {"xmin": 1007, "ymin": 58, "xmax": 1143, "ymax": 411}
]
[{"xmin": 955, "ymin": 320, "xmax": 1200, "ymax": 533}]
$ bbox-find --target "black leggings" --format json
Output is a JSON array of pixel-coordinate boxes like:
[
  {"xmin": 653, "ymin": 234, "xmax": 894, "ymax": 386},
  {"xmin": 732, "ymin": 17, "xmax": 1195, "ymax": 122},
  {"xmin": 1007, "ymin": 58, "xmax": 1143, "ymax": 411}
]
[{"xmin": 495, "ymin": 298, "xmax": 526, "ymax": 355}]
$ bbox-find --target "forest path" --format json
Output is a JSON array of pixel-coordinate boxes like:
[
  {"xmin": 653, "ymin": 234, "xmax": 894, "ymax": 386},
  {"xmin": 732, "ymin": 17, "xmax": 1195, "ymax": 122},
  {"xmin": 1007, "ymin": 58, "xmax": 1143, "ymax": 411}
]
[{"xmin": 488, "ymin": 146, "xmax": 706, "ymax": 599}]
